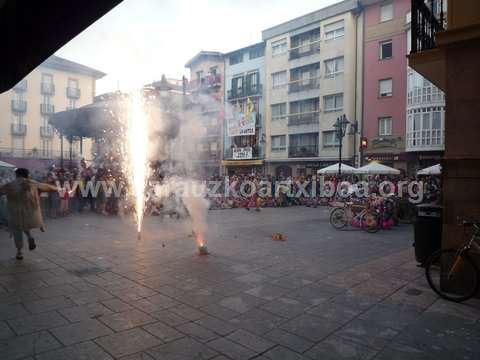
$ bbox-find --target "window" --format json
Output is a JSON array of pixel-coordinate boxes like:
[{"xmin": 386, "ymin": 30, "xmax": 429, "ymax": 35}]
[
  {"xmin": 324, "ymin": 57, "xmax": 344, "ymax": 77},
  {"xmin": 41, "ymin": 73, "xmax": 53, "ymax": 84},
  {"xmin": 379, "ymin": 78, "xmax": 393, "ymax": 97},
  {"xmin": 379, "ymin": 40, "xmax": 393, "ymax": 59},
  {"xmin": 271, "ymin": 103, "xmax": 287, "ymax": 120},
  {"xmin": 68, "ymin": 98, "xmax": 77, "ymax": 109},
  {"xmin": 246, "ymin": 72, "xmax": 259, "ymax": 93},
  {"xmin": 272, "ymin": 39, "xmax": 287, "ymax": 56},
  {"xmin": 209, "ymin": 66, "xmax": 218, "ymax": 75},
  {"xmin": 324, "ymin": 20, "xmax": 344, "ymax": 41},
  {"xmin": 378, "ymin": 117, "xmax": 393, "ymax": 136},
  {"xmin": 324, "ymin": 93, "xmax": 343, "ymax": 112},
  {"xmin": 229, "ymin": 52, "xmax": 243, "ymax": 65},
  {"xmin": 322, "ymin": 131, "xmax": 340, "ymax": 147},
  {"xmin": 196, "ymin": 71, "xmax": 204, "ymax": 82},
  {"xmin": 271, "ymin": 135, "xmax": 286, "ymax": 150},
  {"xmin": 380, "ymin": 3, "xmax": 393, "ymax": 22},
  {"xmin": 41, "ymin": 139, "xmax": 52, "ymax": 157},
  {"xmin": 210, "ymin": 142, "xmax": 218, "ymax": 152},
  {"xmin": 68, "ymin": 78, "xmax": 79, "ymax": 89},
  {"xmin": 272, "ymin": 71, "xmax": 287, "ymax": 88},
  {"xmin": 12, "ymin": 136, "xmax": 25, "ymax": 150},
  {"xmin": 249, "ymin": 47, "xmax": 264, "ymax": 60},
  {"xmin": 232, "ymin": 76, "xmax": 244, "ymax": 94}
]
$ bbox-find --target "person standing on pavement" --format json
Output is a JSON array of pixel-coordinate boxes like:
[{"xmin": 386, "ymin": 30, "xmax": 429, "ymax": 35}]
[{"xmin": 0, "ymin": 168, "xmax": 58, "ymax": 260}]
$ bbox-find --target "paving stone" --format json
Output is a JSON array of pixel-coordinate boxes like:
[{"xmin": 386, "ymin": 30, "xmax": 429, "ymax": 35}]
[
  {"xmin": 71, "ymin": 289, "xmax": 115, "ymax": 305},
  {"xmin": 150, "ymin": 309, "xmax": 190, "ymax": 326},
  {"xmin": 261, "ymin": 297, "xmax": 310, "ymax": 319},
  {"xmin": 8, "ymin": 310, "xmax": 68, "ymax": 335},
  {"xmin": 227, "ymin": 329, "xmax": 275, "ymax": 353},
  {"xmin": 200, "ymin": 303, "xmax": 241, "ymax": 321},
  {"xmin": 176, "ymin": 322, "xmax": 218, "ymax": 342},
  {"xmin": 147, "ymin": 337, "xmax": 218, "ymax": 360},
  {"xmin": 263, "ymin": 345, "xmax": 310, "ymax": 360},
  {"xmin": 195, "ymin": 315, "xmax": 238, "ymax": 336},
  {"xmin": 304, "ymin": 335, "xmax": 378, "ymax": 360},
  {"xmin": 335, "ymin": 318, "xmax": 399, "ymax": 350},
  {"xmin": 36, "ymin": 340, "xmax": 113, "ymax": 360},
  {"xmin": 50, "ymin": 318, "xmax": 114, "ymax": 346},
  {"xmin": 306, "ymin": 302, "xmax": 361, "ymax": 324},
  {"xmin": 109, "ymin": 285, "xmax": 158, "ymax": 303},
  {"xmin": 219, "ymin": 293, "xmax": 266, "ymax": 313},
  {"xmin": 374, "ymin": 342, "xmax": 434, "ymax": 360},
  {"xmin": 0, "ymin": 320, "xmax": 15, "ymax": 340},
  {"xmin": 143, "ymin": 321, "xmax": 184, "ymax": 342},
  {"xmin": 230, "ymin": 308, "xmax": 285, "ymax": 335},
  {"xmin": 120, "ymin": 352, "xmax": 155, "ymax": 360},
  {"xmin": 289, "ymin": 284, "xmax": 338, "ymax": 306},
  {"xmin": 99, "ymin": 308, "xmax": 156, "ymax": 331},
  {"xmin": 245, "ymin": 284, "xmax": 289, "ymax": 301},
  {"xmin": 263, "ymin": 328, "xmax": 314, "ymax": 353},
  {"xmin": 213, "ymin": 280, "xmax": 254, "ymax": 296},
  {"xmin": 0, "ymin": 330, "xmax": 61, "ymax": 360},
  {"xmin": 0, "ymin": 303, "xmax": 29, "ymax": 321},
  {"xmin": 169, "ymin": 304, "xmax": 206, "ymax": 321},
  {"xmin": 101, "ymin": 298, "xmax": 134, "ymax": 312},
  {"xmin": 330, "ymin": 291, "xmax": 379, "ymax": 311},
  {"xmin": 280, "ymin": 314, "xmax": 343, "ymax": 342},
  {"xmin": 269, "ymin": 275, "xmax": 313, "ymax": 290},
  {"xmin": 359, "ymin": 303, "xmax": 423, "ymax": 331},
  {"xmin": 95, "ymin": 328, "xmax": 163, "ymax": 358},
  {"xmin": 33, "ymin": 284, "xmax": 78, "ymax": 299},
  {"xmin": 206, "ymin": 337, "xmax": 256, "ymax": 360},
  {"xmin": 59, "ymin": 302, "xmax": 114, "ymax": 322}
]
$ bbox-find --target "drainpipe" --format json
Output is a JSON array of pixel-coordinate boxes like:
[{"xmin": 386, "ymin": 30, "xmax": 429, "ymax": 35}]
[{"xmin": 358, "ymin": 4, "xmax": 365, "ymax": 167}]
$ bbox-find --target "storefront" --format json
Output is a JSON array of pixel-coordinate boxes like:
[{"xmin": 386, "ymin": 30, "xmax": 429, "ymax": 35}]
[
  {"xmin": 406, "ymin": 151, "xmax": 444, "ymax": 175},
  {"xmin": 221, "ymin": 159, "xmax": 265, "ymax": 175},
  {"xmin": 362, "ymin": 153, "xmax": 407, "ymax": 173}
]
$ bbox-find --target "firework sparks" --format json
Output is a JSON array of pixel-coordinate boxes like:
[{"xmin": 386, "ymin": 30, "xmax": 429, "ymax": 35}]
[{"xmin": 126, "ymin": 91, "xmax": 149, "ymax": 236}]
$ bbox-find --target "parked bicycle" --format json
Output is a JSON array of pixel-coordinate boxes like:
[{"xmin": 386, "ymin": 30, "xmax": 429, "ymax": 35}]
[
  {"xmin": 329, "ymin": 198, "xmax": 379, "ymax": 233},
  {"xmin": 425, "ymin": 218, "xmax": 480, "ymax": 302}
]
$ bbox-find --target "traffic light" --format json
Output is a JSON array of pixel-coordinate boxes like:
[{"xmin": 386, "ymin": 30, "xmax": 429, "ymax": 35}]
[{"xmin": 360, "ymin": 137, "xmax": 368, "ymax": 149}]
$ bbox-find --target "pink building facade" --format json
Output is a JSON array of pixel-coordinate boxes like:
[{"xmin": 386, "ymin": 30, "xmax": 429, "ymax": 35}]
[{"xmin": 362, "ymin": 0, "xmax": 410, "ymax": 170}]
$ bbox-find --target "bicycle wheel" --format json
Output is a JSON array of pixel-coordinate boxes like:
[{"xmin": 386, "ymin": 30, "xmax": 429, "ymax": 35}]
[
  {"xmin": 330, "ymin": 208, "xmax": 348, "ymax": 229},
  {"xmin": 425, "ymin": 249, "xmax": 479, "ymax": 302},
  {"xmin": 360, "ymin": 212, "xmax": 379, "ymax": 233}
]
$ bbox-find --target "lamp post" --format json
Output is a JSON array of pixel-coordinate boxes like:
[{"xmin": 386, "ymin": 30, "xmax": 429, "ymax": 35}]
[
  {"xmin": 333, "ymin": 114, "xmax": 350, "ymax": 176},
  {"xmin": 348, "ymin": 120, "xmax": 359, "ymax": 168}
]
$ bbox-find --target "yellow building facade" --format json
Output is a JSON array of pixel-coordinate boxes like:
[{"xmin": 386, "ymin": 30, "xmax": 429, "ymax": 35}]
[{"xmin": 0, "ymin": 55, "xmax": 105, "ymax": 168}]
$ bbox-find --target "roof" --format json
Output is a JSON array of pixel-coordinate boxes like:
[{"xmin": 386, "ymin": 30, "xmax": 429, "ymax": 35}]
[
  {"xmin": 224, "ymin": 42, "xmax": 265, "ymax": 57},
  {"xmin": 40, "ymin": 55, "xmax": 106, "ymax": 79},
  {"xmin": 262, "ymin": 0, "xmax": 359, "ymax": 40},
  {"xmin": 185, "ymin": 51, "xmax": 223, "ymax": 68}
]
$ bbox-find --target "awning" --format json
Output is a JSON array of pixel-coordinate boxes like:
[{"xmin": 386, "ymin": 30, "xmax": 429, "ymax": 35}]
[
  {"xmin": 317, "ymin": 163, "xmax": 356, "ymax": 174},
  {"xmin": 355, "ymin": 162, "xmax": 400, "ymax": 175},
  {"xmin": 417, "ymin": 164, "xmax": 441, "ymax": 175},
  {"xmin": 221, "ymin": 160, "xmax": 264, "ymax": 166}
]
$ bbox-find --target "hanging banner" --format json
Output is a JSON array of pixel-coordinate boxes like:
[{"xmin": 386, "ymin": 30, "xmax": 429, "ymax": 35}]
[
  {"xmin": 227, "ymin": 112, "xmax": 256, "ymax": 137},
  {"xmin": 233, "ymin": 147, "xmax": 253, "ymax": 160}
]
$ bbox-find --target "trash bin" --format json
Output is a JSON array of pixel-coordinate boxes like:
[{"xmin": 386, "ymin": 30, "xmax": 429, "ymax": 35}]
[{"xmin": 414, "ymin": 204, "xmax": 442, "ymax": 266}]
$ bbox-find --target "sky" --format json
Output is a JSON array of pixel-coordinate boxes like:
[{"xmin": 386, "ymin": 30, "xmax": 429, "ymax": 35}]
[{"xmin": 57, "ymin": 0, "xmax": 339, "ymax": 95}]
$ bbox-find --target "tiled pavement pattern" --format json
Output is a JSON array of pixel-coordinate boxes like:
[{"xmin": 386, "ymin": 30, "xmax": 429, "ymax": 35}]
[{"xmin": 0, "ymin": 207, "xmax": 479, "ymax": 359}]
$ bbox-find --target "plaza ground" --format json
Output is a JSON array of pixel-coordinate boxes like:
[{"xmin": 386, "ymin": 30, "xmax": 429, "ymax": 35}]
[{"xmin": 0, "ymin": 207, "xmax": 479, "ymax": 359}]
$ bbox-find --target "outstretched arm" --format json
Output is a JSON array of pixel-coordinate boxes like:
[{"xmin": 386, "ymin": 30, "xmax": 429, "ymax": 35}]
[{"xmin": 37, "ymin": 182, "xmax": 59, "ymax": 193}]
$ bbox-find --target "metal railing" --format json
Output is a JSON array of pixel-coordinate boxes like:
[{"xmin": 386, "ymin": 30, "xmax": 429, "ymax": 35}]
[
  {"xmin": 227, "ymin": 84, "xmax": 263, "ymax": 100},
  {"xmin": 289, "ymin": 40, "xmax": 321, "ymax": 60},
  {"xmin": 13, "ymin": 80, "xmax": 27, "ymax": 92},
  {"xmin": 11, "ymin": 99, "xmax": 27, "ymax": 113},
  {"xmin": 40, "ymin": 126, "xmax": 55, "ymax": 138},
  {"xmin": 288, "ymin": 111, "xmax": 320, "ymax": 126},
  {"xmin": 288, "ymin": 145, "xmax": 318, "ymax": 158},
  {"xmin": 41, "ymin": 82, "xmax": 55, "ymax": 95},
  {"xmin": 40, "ymin": 103, "xmax": 55, "ymax": 115},
  {"xmin": 10, "ymin": 123, "xmax": 27, "ymax": 136},
  {"xmin": 411, "ymin": 0, "xmax": 445, "ymax": 53},
  {"xmin": 66, "ymin": 87, "xmax": 81, "ymax": 99},
  {"xmin": 0, "ymin": 147, "xmax": 80, "ymax": 160},
  {"xmin": 288, "ymin": 77, "xmax": 320, "ymax": 93},
  {"xmin": 189, "ymin": 74, "xmax": 222, "ymax": 92}
]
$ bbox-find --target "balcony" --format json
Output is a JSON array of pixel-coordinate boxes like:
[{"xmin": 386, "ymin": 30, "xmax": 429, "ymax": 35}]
[
  {"xmin": 10, "ymin": 123, "xmax": 27, "ymax": 136},
  {"xmin": 288, "ymin": 77, "xmax": 320, "ymax": 93},
  {"xmin": 189, "ymin": 74, "xmax": 222, "ymax": 92},
  {"xmin": 40, "ymin": 103, "xmax": 55, "ymax": 115},
  {"xmin": 40, "ymin": 126, "xmax": 55, "ymax": 138},
  {"xmin": 13, "ymin": 80, "xmax": 27, "ymax": 92},
  {"xmin": 0, "ymin": 147, "xmax": 79, "ymax": 160},
  {"xmin": 289, "ymin": 40, "xmax": 320, "ymax": 60},
  {"xmin": 288, "ymin": 145, "xmax": 318, "ymax": 158},
  {"xmin": 224, "ymin": 146, "xmax": 261, "ymax": 160},
  {"xmin": 288, "ymin": 111, "xmax": 320, "ymax": 126},
  {"xmin": 409, "ymin": 0, "xmax": 446, "ymax": 90},
  {"xmin": 66, "ymin": 87, "xmax": 81, "ymax": 99},
  {"xmin": 11, "ymin": 99, "xmax": 27, "ymax": 113},
  {"xmin": 41, "ymin": 82, "xmax": 55, "ymax": 95},
  {"xmin": 228, "ymin": 84, "xmax": 263, "ymax": 100}
]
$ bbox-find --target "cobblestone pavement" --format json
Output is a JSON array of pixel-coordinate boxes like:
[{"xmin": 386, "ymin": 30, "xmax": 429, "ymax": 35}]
[{"xmin": 1, "ymin": 207, "xmax": 479, "ymax": 360}]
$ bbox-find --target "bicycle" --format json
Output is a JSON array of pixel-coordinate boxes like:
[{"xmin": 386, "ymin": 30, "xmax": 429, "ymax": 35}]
[
  {"xmin": 329, "ymin": 198, "xmax": 379, "ymax": 233},
  {"xmin": 425, "ymin": 218, "xmax": 480, "ymax": 302}
]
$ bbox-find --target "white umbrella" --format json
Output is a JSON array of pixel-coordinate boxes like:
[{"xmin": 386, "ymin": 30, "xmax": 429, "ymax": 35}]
[
  {"xmin": 317, "ymin": 163, "xmax": 356, "ymax": 174},
  {"xmin": 0, "ymin": 160, "xmax": 15, "ymax": 169},
  {"xmin": 417, "ymin": 164, "xmax": 441, "ymax": 175},
  {"xmin": 355, "ymin": 162, "xmax": 400, "ymax": 175}
]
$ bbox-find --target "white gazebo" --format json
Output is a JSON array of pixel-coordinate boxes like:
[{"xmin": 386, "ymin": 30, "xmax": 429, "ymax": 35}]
[
  {"xmin": 417, "ymin": 164, "xmax": 441, "ymax": 175},
  {"xmin": 317, "ymin": 163, "xmax": 357, "ymax": 175},
  {"xmin": 355, "ymin": 162, "xmax": 400, "ymax": 175}
]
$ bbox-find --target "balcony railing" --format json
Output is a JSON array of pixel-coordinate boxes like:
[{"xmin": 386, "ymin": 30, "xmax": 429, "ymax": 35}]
[
  {"xmin": 189, "ymin": 74, "xmax": 222, "ymax": 92},
  {"xmin": 11, "ymin": 99, "xmax": 27, "ymax": 113},
  {"xmin": 228, "ymin": 84, "xmax": 263, "ymax": 100},
  {"xmin": 13, "ymin": 80, "xmax": 27, "ymax": 92},
  {"xmin": 66, "ymin": 87, "xmax": 81, "ymax": 99},
  {"xmin": 288, "ymin": 145, "xmax": 318, "ymax": 158},
  {"xmin": 224, "ymin": 147, "xmax": 261, "ymax": 160},
  {"xmin": 411, "ymin": 0, "xmax": 445, "ymax": 54},
  {"xmin": 41, "ymin": 82, "xmax": 55, "ymax": 95},
  {"xmin": 289, "ymin": 40, "xmax": 321, "ymax": 60},
  {"xmin": 288, "ymin": 77, "xmax": 320, "ymax": 93},
  {"xmin": 288, "ymin": 111, "xmax": 320, "ymax": 126},
  {"xmin": 0, "ymin": 147, "xmax": 80, "ymax": 160},
  {"xmin": 40, "ymin": 126, "xmax": 55, "ymax": 138},
  {"xmin": 10, "ymin": 123, "xmax": 27, "ymax": 136},
  {"xmin": 40, "ymin": 103, "xmax": 55, "ymax": 115}
]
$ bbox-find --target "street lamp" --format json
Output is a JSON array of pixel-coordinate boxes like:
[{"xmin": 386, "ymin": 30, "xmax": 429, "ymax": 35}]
[{"xmin": 333, "ymin": 114, "xmax": 350, "ymax": 176}]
